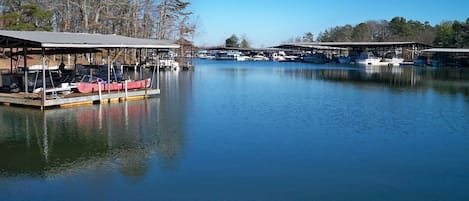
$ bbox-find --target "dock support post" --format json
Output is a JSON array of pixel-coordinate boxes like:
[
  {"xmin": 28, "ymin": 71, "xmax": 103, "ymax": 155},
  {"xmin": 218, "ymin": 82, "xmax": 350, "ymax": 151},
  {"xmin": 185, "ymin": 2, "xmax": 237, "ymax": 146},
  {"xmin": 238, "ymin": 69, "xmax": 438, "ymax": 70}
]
[
  {"xmin": 124, "ymin": 80, "xmax": 128, "ymax": 100},
  {"xmin": 139, "ymin": 49, "xmax": 142, "ymax": 64},
  {"xmin": 24, "ymin": 48, "xmax": 28, "ymax": 93},
  {"xmin": 98, "ymin": 82, "xmax": 102, "ymax": 102},
  {"xmin": 156, "ymin": 49, "xmax": 160, "ymax": 90},
  {"xmin": 107, "ymin": 49, "xmax": 111, "ymax": 95},
  {"xmin": 10, "ymin": 48, "xmax": 13, "ymax": 73},
  {"xmin": 134, "ymin": 63, "xmax": 137, "ymax": 76}
]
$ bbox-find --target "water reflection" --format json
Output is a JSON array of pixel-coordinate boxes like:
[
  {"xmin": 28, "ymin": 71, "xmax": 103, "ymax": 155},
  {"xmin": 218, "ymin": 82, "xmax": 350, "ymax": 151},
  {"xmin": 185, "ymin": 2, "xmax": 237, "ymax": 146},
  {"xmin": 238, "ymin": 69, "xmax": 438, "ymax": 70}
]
[
  {"xmin": 276, "ymin": 65, "xmax": 469, "ymax": 97},
  {"xmin": 156, "ymin": 70, "xmax": 193, "ymax": 169},
  {"xmin": 0, "ymin": 102, "xmax": 147, "ymax": 178},
  {"xmin": 316, "ymin": 66, "xmax": 420, "ymax": 86},
  {"xmin": 0, "ymin": 70, "xmax": 193, "ymax": 178},
  {"xmin": 1, "ymin": 61, "xmax": 469, "ymax": 200}
]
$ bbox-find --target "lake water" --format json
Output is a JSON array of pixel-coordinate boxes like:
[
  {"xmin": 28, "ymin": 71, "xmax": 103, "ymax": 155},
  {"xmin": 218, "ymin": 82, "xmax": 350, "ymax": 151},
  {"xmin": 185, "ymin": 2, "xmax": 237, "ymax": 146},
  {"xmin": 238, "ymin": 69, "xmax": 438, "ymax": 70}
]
[{"xmin": 1, "ymin": 60, "xmax": 469, "ymax": 201}]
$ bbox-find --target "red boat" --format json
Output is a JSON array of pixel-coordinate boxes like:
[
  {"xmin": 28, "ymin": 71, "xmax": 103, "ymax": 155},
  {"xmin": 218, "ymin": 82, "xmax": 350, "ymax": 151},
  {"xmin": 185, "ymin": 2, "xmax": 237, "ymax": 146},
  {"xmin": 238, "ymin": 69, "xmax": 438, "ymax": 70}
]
[{"xmin": 76, "ymin": 78, "xmax": 151, "ymax": 93}]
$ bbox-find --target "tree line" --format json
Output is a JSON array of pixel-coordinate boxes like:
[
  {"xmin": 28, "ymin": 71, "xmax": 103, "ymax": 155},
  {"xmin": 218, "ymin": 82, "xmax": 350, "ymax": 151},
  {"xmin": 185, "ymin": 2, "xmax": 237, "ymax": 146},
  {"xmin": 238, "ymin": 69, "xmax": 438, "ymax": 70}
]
[
  {"xmin": 0, "ymin": 0, "xmax": 196, "ymax": 41},
  {"xmin": 227, "ymin": 32, "xmax": 313, "ymax": 48},
  {"xmin": 225, "ymin": 34, "xmax": 250, "ymax": 48},
  {"xmin": 291, "ymin": 16, "xmax": 469, "ymax": 48}
]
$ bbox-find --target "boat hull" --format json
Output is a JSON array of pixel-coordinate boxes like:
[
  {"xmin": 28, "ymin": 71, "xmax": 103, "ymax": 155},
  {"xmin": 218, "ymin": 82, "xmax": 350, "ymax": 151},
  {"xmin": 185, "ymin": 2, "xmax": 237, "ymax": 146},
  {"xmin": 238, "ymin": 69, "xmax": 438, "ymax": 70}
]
[
  {"xmin": 356, "ymin": 51, "xmax": 382, "ymax": 65},
  {"xmin": 77, "ymin": 78, "xmax": 151, "ymax": 93},
  {"xmin": 382, "ymin": 58, "xmax": 405, "ymax": 66},
  {"xmin": 338, "ymin": 56, "xmax": 352, "ymax": 64},
  {"xmin": 303, "ymin": 53, "xmax": 328, "ymax": 64},
  {"xmin": 356, "ymin": 58, "xmax": 382, "ymax": 65}
]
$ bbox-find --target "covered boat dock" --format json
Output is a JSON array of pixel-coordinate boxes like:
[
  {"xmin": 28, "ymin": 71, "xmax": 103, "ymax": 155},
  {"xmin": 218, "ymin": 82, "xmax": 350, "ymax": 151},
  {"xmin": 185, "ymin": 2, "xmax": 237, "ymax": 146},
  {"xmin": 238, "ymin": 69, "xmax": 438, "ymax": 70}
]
[
  {"xmin": 274, "ymin": 42, "xmax": 430, "ymax": 61},
  {"xmin": 420, "ymin": 48, "xmax": 469, "ymax": 67},
  {"xmin": 0, "ymin": 30, "xmax": 179, "ymax": 109}
]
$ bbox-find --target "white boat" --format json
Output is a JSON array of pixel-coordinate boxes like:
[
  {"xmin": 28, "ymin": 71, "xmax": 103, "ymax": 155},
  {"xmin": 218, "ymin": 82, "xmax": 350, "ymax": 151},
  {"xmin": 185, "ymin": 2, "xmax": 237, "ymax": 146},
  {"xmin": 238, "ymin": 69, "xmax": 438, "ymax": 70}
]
[
  {"xmin": 159, "ymin": 59, "xmax": 179, "ymax": 70},
  {"xmin": 382, "ymin": 57, "xmax": 405, "ymax": 66},
  {"xmin": 236, "ymin": 54, "xmax": 249, "ymax": 61},
  {"xmin": 381, "ymin": 51, "xmax": 405, "ymax": 66},
  {"xmin": 252, "ymin": 55, "xmax": 269, "ymax": 61},
  {"xmin": 272, "ymin": 51, "xmax": 299, "ymax": 62},
  {"xmin": 196, "ymin": 50, "xmax": 209, "ymax": 59},
  {"xmin": 355, "ymin": 51, "xmax": 382, "ymax": 65},
  {"xmin": 206, "ymin": 55, "xmax": 216, "ymax": 60},
  {"xmin": 214, "ymin": 51, "xmax": 246, "ymax": 61},
  {"xmin": 283, "ymin": 55, "xmax": 299, "ymax": 62},
  {"xmin": 271, "ymin": 51, "xmax": 286, "ymax": 61},
  {"xmin": 214, "ymin": 51, "xmax": 233, "ymax": 60}
]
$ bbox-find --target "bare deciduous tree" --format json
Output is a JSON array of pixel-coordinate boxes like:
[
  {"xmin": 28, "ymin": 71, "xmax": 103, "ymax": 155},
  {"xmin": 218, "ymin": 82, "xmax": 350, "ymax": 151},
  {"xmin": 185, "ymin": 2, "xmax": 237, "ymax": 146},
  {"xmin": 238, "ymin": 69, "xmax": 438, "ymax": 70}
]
[{"xmin": 1, "ymin": 0, "xmax": 195, "ymax": 42}]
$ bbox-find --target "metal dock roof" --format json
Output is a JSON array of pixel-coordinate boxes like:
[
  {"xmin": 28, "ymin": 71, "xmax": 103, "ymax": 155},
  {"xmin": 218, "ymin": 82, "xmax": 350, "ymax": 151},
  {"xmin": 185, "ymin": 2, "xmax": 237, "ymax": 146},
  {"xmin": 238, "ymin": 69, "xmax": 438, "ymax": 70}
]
[
  {"xmin": 421, "ymin": 48, "xmax": 469, "ymax": 53},
  {"xmin": 0, "ymin": 30, "xmax": 179, "ymax": 49},
  {"xmin": 273, "ymin": 44, "xmax": 347, "ymax": 50},
  {"xmin": 274, "ymin": 41, "xmax": 430, "ymax": 49},
  {"xmin": 285, "ymin": 41, "xmax": 427, "ymax": 46}
]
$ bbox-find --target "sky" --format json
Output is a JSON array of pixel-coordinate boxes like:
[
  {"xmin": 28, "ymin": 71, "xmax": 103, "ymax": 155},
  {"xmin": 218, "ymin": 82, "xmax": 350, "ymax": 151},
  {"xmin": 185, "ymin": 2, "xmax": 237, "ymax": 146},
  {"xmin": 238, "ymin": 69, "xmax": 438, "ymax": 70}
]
[{"xmin": 189, "ymin": 0, "xmax": 469, "ymax": 48}]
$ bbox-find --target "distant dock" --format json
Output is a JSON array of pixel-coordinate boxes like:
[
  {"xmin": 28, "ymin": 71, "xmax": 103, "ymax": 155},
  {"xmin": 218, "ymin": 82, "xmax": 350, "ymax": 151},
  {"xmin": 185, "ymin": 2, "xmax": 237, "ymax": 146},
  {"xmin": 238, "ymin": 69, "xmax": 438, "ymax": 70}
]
[{"xmin": 200, "ymin": 42, "xmax": 469, "ymax": 67}]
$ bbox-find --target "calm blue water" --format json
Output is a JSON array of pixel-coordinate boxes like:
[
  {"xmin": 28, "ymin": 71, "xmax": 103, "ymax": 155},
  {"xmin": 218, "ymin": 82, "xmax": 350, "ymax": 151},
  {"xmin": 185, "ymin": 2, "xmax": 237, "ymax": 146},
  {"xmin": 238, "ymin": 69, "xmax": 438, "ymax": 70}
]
[{"xmin": 1, "ymin": 60, "xmax": 469, "ymax": 201}]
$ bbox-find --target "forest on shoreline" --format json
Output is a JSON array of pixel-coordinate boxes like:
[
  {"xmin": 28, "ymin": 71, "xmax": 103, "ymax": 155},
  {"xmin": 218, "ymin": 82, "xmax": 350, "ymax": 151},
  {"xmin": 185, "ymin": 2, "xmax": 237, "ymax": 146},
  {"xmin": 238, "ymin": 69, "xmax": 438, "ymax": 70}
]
[
  {"xmin": 0, "ymin": 0, "xmax": 195, "ymax": 41},
  {"xmin": 1, "ymin": 2, "xmax": 468, "ymax": 49},
  {"xmin": 288, "ymin": 16, "xmax": 469, "ymax": 48}
]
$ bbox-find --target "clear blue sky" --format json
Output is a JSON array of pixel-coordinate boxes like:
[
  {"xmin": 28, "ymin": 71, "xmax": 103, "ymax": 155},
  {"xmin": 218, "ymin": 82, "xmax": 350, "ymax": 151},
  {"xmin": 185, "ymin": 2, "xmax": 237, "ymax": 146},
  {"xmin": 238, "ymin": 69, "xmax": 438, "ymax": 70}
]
[{"xmin": 189, "ymin": 0, "xmax": 469, "ymax": 47}]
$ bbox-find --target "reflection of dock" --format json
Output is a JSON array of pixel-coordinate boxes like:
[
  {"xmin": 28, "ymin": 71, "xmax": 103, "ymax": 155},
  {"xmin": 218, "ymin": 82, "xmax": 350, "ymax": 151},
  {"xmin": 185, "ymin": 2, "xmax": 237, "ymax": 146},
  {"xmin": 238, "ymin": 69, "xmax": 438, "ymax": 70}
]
[
  {"xmin": 0, "ymin": 100, "xmax": 157, "ymax": 177},
  {"xmin": 316, "ymin": 66, "xmax": 420, "ymax": 86}
]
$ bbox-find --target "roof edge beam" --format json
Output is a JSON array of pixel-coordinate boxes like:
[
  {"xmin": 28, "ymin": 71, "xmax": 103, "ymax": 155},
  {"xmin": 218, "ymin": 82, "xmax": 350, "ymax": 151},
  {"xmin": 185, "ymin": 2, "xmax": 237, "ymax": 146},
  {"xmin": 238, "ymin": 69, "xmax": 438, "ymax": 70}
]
[{"xmin": 41, "ymin": 43, "xmax": 180, "ymax": 49}]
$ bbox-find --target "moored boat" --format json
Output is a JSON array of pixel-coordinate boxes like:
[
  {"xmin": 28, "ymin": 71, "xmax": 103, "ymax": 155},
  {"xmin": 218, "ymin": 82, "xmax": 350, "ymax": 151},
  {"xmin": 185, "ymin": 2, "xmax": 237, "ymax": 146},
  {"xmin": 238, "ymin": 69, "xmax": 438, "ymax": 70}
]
[
  {"xmin": 303, "ymin": 53, "xmax": 328, "ymax": 64},
  {"xmin": 382, "ymin": 57, "xmax": 405, "ymax": 66},
  {"xmin": 355, "ymin": 51, "xmax": 382, "ymax": 65},
  {"xmin": 196, "ymin": 50, "xmax": 209, "ymax": 59},
  {"xmin": 338, "ymin": 56, "xmax": 352, "ymax": 64},
  {"xmin": 214, "ymin": 50, "xmax": 246, "ymax": 61},
  {"xmin": 252, "ymin": 54, "xmax": 270, "ymax": 61},
  {"xmin": 414, "ymin": 56, "xmax": 428, "ymax": 66},
  {"xmin": 381, "ymin": 51, "xmax": 405, "ymax": 66},
  {"xmin": 76, "ymin": 78, "xmax": 151, "ymax": 93}
]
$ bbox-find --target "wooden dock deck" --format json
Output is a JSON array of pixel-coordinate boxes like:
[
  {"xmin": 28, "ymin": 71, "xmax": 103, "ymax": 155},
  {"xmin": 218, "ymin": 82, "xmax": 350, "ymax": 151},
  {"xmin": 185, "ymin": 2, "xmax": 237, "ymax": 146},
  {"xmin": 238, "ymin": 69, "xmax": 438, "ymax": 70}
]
[{"xmin": 0, "ymin": 88, "xmax": 160, "ymax": 109}]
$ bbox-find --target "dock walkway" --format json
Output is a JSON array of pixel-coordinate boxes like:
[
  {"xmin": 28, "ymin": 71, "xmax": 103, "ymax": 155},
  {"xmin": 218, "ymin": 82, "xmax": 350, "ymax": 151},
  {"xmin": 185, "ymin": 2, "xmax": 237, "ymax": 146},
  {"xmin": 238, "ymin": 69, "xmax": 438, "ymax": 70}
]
[{"xmin": 0, "ymin": 88, "xmax": 159, "ymax": 108}]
